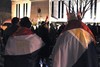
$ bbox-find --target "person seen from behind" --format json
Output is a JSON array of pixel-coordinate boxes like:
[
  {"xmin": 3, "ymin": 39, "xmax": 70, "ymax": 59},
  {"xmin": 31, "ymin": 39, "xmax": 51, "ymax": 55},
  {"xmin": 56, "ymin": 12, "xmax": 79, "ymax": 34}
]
[
  {"xmin": 3, "ymin": 17, "xmax": 19, "ymax": 45},
  {"xmin": 50, "ymin": 9, "xmax": 98, "ymax": 67},
  {"xmin": 4, "ymin": 17, "xmax": 44, "ymax": 67}
]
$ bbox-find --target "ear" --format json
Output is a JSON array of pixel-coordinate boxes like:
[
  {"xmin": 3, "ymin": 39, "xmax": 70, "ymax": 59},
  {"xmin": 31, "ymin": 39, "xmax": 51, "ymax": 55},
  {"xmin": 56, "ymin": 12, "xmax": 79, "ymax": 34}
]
[
  {"xmin": 66, "ymin": 7, "xmax": 70, "ymax": 19},
  {"xmin": 66, "ymin": 7, "xmax": 69, "ymax": 15},
  {"xmin": 77, "ymin": 11, "xmax": 82, "ymax": 20},
  {"xmin": 66, "ymin": 7, "xmax": 70, "ymax": 20},
  {"xmin": 77, "ymin": 11, "xmax": 81, "ymax": 16}
]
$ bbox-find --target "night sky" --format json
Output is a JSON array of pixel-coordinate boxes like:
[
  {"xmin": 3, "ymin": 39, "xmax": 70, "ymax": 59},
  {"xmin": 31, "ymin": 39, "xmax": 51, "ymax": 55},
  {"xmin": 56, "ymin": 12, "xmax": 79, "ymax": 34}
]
[
  {"xmin": 0, "ymin": 0, "xmax": 11, "ymax": 21},
  {"xmin": 0, "ymin": 0, "xmax": 11, "ymax": 12}
]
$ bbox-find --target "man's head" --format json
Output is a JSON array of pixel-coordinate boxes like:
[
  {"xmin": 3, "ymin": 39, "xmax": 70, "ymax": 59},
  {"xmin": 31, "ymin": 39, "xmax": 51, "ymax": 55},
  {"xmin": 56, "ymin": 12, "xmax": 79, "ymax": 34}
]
[
  {"xmin": 20, "ymin": 17, "xmax": 32, "ymax": 28},
  {"xmin": 66, "ymin": 8, "xmax": 77, "ymax": 21},
  {"xmin": 12, "ymin": 17, "xmax": 19, "ymax": 25},
  {"xmin": 67, "ymin": 13, "xmax": 78, "ymax": 21}
]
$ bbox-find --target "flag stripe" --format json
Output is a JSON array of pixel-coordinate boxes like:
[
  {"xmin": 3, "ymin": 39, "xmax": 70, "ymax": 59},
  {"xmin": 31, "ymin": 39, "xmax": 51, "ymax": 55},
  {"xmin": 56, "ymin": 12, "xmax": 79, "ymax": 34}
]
[{"xmin": 5, "ymin": 34, "xmax": 43, "ymax": 55}]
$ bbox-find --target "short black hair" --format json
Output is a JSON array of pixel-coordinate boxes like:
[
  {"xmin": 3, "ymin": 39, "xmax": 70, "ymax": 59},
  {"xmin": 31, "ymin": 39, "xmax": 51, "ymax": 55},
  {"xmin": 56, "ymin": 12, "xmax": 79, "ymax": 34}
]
[
  {"xmin": 20, "ymin": 17, "xmax": 32, "ymax": 28},
  {"xmin": 12, "ymin": 17, "xmax": 19, "ymax": 24}
]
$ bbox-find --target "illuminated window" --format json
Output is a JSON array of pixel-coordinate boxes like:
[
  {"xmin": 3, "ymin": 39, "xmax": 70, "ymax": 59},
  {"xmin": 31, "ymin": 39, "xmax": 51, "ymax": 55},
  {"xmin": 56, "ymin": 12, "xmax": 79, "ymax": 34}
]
[
  {"xmin": 58, "ymin": 1, "xmax": 60, "ymax": 18},
  {"xmin": 26, "ymin": 3, "xmax": 28, "ymax": 16},
  {"xmin": 23, "ymin": 3, "xmax": 25, "ymax": 17},
  {"xmin": 51, "ymin": 1, "xmax": 54, "ymax": 17},
  {"xmin": 23, "ymin": 3, "xmax": 28, "ymax": 17},
  {"xmin": 16, "ymin": 4, "xmax": 20, "ymax": 18},
  {"xmin": 62, "ymin": 1, "xmax": 64, "ymax": 18},
  {"xmin": 58, "ymin": 0, "xmax": 64, "ymax": 18}
]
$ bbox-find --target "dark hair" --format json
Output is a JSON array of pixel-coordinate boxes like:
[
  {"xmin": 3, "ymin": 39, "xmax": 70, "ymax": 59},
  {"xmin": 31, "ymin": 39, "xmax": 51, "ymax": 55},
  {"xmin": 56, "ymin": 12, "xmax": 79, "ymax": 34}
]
[
  {"xmin": 20, "ymin": 17, "xmax": 32, "ymax": 28},
  {"xmin": 41, "ymin": 21, "xmax": 46, "ymax": 26},
  {"xmin": 11, "ymin": 17, "xmax": 19, "ymax": 24}
]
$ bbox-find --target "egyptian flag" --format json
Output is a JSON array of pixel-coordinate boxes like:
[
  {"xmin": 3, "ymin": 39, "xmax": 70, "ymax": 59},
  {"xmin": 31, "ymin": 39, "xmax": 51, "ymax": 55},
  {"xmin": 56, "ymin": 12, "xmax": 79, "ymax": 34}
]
[
  {"xmin": 4, "ymin": 27, "xmax": 44, "ymax": 67},
  {"xmin": 51, "ymin": 20, "xmax": 98, "ymax": 67}
]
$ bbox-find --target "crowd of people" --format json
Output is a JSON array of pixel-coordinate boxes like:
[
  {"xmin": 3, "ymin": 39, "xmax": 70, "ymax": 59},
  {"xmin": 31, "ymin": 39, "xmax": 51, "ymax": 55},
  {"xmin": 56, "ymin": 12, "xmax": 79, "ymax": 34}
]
[
  {"xmin": 0, "ymin": 11, "xmax": 100, "ymax": 67},
  {"xmin": 87, "ymin": 23, "xmax": 100, "ymax": 42}
]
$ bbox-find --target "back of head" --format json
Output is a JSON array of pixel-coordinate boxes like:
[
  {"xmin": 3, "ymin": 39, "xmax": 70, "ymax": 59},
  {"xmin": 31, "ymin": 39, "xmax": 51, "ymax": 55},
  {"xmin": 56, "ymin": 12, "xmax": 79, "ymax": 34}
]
[
  {"xmin": 41, "ymin": 21, "xmax": 46, "ymax": 26},
  {"xmin": 77, "ymin": 12, "xmax": 82, "ymax": 21},
  {"xmin": 12, "ymin": 17, "xmax": 19, "ymax": 25},
  {"xmin": 66, "ymin": 7, "xmax": 77, "ymax": 21},
  {"xmin": 67, "ymin": 13, "xmax": 78, "ymax": 21},
  {"xmin": 20, "ymin": 17, "xmax": 32, "ymax": 28}
]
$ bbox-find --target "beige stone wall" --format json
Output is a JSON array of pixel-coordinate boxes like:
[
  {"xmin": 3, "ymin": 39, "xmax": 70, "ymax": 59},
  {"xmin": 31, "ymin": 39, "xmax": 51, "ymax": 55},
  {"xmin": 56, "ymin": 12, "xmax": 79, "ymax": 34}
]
[
  {"xmin": 11, "ymin": 1, "xmax": 16, "ymax": 18},
  {"xmin": 30, "ymin": 0, "xmax": 49, "ymax": 23}
]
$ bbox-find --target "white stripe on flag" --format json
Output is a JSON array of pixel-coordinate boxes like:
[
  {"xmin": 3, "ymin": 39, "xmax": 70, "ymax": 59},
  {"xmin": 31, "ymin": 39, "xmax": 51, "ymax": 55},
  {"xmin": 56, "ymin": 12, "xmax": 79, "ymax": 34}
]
[{"xmin": 5, "ymin": 34, "xmax": 43, "ymax": 55}]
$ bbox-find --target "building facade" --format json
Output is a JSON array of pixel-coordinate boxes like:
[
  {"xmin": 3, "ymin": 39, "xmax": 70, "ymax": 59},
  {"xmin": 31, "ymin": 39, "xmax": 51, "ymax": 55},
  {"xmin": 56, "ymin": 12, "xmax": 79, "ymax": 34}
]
[
  {"xmin": 11, "ymin": 0, "xmax": 68, "ymax": 23},
  {"xmin": 11, "ymin": 0, "xmax": 100, "ymax": 23}
]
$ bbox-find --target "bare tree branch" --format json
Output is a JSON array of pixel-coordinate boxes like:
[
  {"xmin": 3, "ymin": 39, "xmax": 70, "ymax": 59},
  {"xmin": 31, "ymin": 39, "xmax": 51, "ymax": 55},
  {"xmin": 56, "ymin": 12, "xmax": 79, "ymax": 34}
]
[{"xmin": 64, "ymin": 0, "xmax": 97, "ymax": 19}]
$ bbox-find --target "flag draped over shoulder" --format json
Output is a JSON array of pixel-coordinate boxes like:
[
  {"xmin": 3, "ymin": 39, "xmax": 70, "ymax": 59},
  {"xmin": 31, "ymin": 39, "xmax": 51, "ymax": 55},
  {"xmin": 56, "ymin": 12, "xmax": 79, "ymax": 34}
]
[
  {"xmin": 51, "ymin": 20, "xmax": 98, "ymax": 67},
  {"xmin": 5, "ymin": 27, "xmax": 43, "ymax": 55},
  {"xmin": 4, "ymin": 27, "xmax": 44, "ymax": 67}
]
